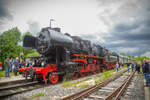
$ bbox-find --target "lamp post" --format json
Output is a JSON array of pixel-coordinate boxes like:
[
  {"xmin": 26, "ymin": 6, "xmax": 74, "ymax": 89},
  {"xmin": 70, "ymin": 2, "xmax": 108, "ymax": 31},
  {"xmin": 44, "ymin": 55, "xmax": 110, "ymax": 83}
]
[{"xmin": 50, "ymin": 19, "xmax": 55, "ymax": 29}]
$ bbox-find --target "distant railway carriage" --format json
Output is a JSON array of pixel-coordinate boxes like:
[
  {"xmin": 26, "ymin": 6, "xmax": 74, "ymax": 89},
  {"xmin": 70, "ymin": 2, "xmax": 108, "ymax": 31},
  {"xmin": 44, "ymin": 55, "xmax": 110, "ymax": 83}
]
[
  {"xmin": 18, "ymin": 23, "xmax": 135, "ymax": 84},
  {"xmin": 119, "ymin": 55, "xmax": 128, "ymax": 64}
]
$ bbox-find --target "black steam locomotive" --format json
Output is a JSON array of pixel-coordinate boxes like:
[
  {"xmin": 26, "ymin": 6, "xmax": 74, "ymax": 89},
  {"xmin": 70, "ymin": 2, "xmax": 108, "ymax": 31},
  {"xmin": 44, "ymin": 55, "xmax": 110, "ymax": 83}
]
[{"xmin": 20, "ymin": 26, "xmax": 118, "ymax": 84}]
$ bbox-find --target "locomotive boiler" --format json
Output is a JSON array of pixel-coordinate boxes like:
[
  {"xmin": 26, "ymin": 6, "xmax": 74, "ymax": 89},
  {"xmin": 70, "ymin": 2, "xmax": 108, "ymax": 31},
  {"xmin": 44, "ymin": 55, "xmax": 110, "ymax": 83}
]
[
  {"xmin": 24, "ymin": 27, "xmax": 106, "ymax": 57},
  {"xmin": 20, "ymin": 26, "xmax": 115, "ymax": 84}
]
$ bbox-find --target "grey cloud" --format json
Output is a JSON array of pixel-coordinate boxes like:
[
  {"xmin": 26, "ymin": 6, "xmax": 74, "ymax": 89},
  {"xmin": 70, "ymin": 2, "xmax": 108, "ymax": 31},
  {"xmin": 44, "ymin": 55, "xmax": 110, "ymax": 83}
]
[
  {"xmin": 106, "ymin": 32, "xmax": 150, "ymax": 42},
  {"xmin": 113, "ymin": 22, "xmax": 140, "ymax": 32},
  {"xmin": 0, "ymin": 0, "xmax": 13, "ymax": 29},
  {"xmin": 102, "ymin": 19, "xmax": 150, "ymax": 56},
  {"xmin": 110, "ymin": 17, "xmax": 150, "ymax": 41},
  {"xmin": 0, "ymin": 0, "xmax": 13, "ymax": 20},
  {"xmin": 97, "ymin": 0, "xmax": 122, "ymax": 6},
  {"xmin": 27, "ymin": 20, "xmax": 40, "ymax": 36},
  {"xmin": 97, "ymin": 0, "xmax": 150, "ymax": 56}
]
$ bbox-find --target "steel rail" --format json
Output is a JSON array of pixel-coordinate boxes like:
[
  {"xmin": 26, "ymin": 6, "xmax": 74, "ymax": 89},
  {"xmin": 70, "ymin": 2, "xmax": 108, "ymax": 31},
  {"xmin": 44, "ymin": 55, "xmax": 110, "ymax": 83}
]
[
  {"xmin": 104, "ymin": 71, "xmax": 135, "ymax": 100},
  {"xmin": 0, "ymin": 81, "xmax": 38, "ymax": 91},
  {"xmin": 0, "ymin": 79, "xmax": 32, "ymax": 87},
  {"xmin": 113, "ymin": 71, "xmax": 135, "ymax": 100},
  {"xmin": 0, "ymin": 81, "xmax": 50, "ymax": 98}
]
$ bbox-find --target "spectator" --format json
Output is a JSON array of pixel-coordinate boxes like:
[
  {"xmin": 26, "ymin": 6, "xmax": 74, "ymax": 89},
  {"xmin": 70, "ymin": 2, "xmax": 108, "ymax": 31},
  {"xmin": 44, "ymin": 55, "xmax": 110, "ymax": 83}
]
[
  {"xmin": 148, "ymin": 60, "xmax": 150, "ymax": 84},
  {"xmin": 13, "ymin": 57, "xmax": 19, "ymax": 76},
  {"xmin": 4, "ymin": 57, "xmax": 11, "ymax": 77},
  {"xmin": 135, "ymin": 63, "xmax": 140, "ymax": 74},
  {"xmin": 127, "ymin": 61, "xmax": 130, "ymax": 73},
  {"xmin": 120, "ymin": 62, "xmax": 123, "ymax": 70},
  {"xmin": 12, "ymin": 59, "xmax": 15, "ymax": 71},
  {"xmin": 131, "ymin": 61, "xmax": 135, "ymax": 72},
  {"xmin": 9, "ymin": 57, "xmax": 13, "ymax": 72},
  {"xmin": 19, "ymin": 59, "xmax": 25, "ymax": 68},
  {"xmin": 36, "ymin": 60, "xmax": 41, "ymax": 67},
  {"xmin": 116, "ymin": 62, "xmax": 119, "ymax": 72},
  {"xmin": 142, "ymin": 60, "xmax": 146, "ymax": 68},
  {"xmin": 142, "ymin": 60, "xmax": 146, "ymax": 73},
  {"xmin": 142, "ymin": 60, "xmax": 150, "ymax": 87},
  {"xmin": 29, "ymin": 60, "xmax": 33, "ymax": 66},
  {"xmin": 33, "ymin": 59, "xmax": 41, "ymax": 67},
  {"xmin": 26, "ymin": 60, "xmax": 29, "ymax": 67}
]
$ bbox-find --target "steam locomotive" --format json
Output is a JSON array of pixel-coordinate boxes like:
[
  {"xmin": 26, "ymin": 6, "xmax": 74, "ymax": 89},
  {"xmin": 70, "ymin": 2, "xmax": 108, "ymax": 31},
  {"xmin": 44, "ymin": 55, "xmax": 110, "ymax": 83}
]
[{"xmin": 19, "ymin": 26, "xmax": 127, "ymax": 84}]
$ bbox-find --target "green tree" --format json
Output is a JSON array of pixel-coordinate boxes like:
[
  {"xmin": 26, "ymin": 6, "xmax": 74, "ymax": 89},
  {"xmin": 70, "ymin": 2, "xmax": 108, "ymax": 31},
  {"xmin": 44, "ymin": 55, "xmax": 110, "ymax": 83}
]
[
  {"xmin": 128, "ymin": 55, "xmax": 131, "ymax": 59},
  {"xmin": 0, "ymin": 28, "xmax": 41, "ymax": 70},
  {"xmin": 0, "ymin": 27, "xmax": 21, "ymax": 70},
  {"xmin": 120, "ymin": 53, "xmax": 126, "ymax": 56},
  {"xmin": 135, "ymin": 56, "xmax": 150, "ymax": 62}
]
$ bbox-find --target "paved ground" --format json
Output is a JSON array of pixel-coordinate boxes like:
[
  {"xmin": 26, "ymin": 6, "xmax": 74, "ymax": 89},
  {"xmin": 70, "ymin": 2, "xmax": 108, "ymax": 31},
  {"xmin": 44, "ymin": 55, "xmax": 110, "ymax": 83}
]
[{"xmin": 144, "ymin": 79, "xmax": 150, "ymax": 100}]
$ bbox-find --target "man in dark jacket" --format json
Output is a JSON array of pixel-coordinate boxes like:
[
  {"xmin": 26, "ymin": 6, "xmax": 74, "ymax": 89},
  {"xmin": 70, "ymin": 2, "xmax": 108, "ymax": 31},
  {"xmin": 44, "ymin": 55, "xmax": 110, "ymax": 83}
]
[
  {"xmin": 135, "ymin": 63, "xmax": 140, "ymax": 74},
  {"xmin": 131, "ymin": 61, "xmax": 135, "ymax": 72},
  {"xmin": 143, "ymin": 60, "xmax": 150, "ymax": 87},
  {"xmin": 4, "ymin": 57, "xmax": 11, "ymax": 77},
  {"xmin": 126, "ymin": 61, "xmax": 130, "ymax": 73}
]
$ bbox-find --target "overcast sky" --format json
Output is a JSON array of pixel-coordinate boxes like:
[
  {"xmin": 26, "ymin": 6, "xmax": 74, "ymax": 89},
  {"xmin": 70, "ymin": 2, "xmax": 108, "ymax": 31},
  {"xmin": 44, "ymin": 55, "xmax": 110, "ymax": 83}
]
[{"xmin": 0, "ymin": 0, "xmax": 150, "ymax": 57}]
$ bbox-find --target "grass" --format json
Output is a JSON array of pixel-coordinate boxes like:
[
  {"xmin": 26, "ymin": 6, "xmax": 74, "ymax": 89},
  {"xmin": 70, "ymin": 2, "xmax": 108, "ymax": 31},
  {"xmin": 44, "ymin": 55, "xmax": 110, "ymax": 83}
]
[
  {"xmin": 0, "ymin": 71, "xmax": 5, "ymax": 77},
  {"xmin": 95, "ymin": 73, "xmax": 102, "ymax": 77},
  {"xmin": 62, "ymin": 70, "xmax": 114, "ymax": 88},
  {"xmin": 79, "ymin": 84, "xmax": 90, "ymax": 88},
  {"xmin": 95, "ymin": 65, "xmax": 127, "ymax": 85},
  {"xmin": 124, "ymin": 64, "xmax": 127, "ymax": 68},
  {"xmin": 0, "ymin": 71, "xmax": 15, "ymax": 78},
  {"xmin": 95, "ymin": 78, "xmax": 102, "ymax": 84},
  {"xmin": 62, "ymin": 79, "xmax": 72, "ymax": 88},
  {"xmin": 95, "ymin": 70, "xmax": 114, "ymax": 85},
  {"xmin": 30, "ymin": 92, "xmax": 44, "ymax": 99},
  {"xmin": 62, "ymin": 77, "xmax": 92, "ymax": 88}
]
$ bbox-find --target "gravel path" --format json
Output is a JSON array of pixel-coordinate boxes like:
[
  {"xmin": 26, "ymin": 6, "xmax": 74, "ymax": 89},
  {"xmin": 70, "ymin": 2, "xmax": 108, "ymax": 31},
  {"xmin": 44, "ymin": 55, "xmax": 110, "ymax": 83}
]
[
  {"xmin": 1, "ymin": 69, "xmax": 134, "ymax": 100},
  {"xmin": 3, "ymin": 73, "xmax": 102, "ymax": 100},
  {"xmin": 4, "ymin": 84, "xmax": 84, "ymax": 100}
]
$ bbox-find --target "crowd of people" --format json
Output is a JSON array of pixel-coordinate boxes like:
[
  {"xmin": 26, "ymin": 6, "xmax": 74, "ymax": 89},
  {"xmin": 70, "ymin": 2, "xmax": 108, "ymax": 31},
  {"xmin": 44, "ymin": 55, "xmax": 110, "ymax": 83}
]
[
  {"xmin": 3, "ymin": 56, "xmax": 150, "ymax": 86},
  {"xmin": 116, "ymin": 60, "xmax": 150, "ymax": 87},
  {"xmin": 4, "ymin": 57, "xmax": 25, "ymax": 77},
  {"xmin": 4, "ymin": 56, "xmax": 38, "ymax": 77}
]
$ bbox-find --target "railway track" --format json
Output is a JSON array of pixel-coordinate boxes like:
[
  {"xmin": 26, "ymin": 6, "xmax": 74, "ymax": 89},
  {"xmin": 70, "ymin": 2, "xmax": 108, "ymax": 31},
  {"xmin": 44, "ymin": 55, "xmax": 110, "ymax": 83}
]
[
  {"xmin": 0, "ymin": 79, "xmax": 32, "ymax": 87},
  {"xmin": 62, "ymin": 69, "xmax": 135, "ymax": 100},
  {"xmin": 0, "ymin": 79, "xmax": 48, "ymax": 98}
]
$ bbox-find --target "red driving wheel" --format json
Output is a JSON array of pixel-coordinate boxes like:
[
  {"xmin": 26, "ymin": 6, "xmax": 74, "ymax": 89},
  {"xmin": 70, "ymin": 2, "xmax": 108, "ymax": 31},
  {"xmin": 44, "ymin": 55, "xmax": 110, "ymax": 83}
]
[{"xmin": 49, "ymin": 72, "xmax": 59, "ymax": 84}]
